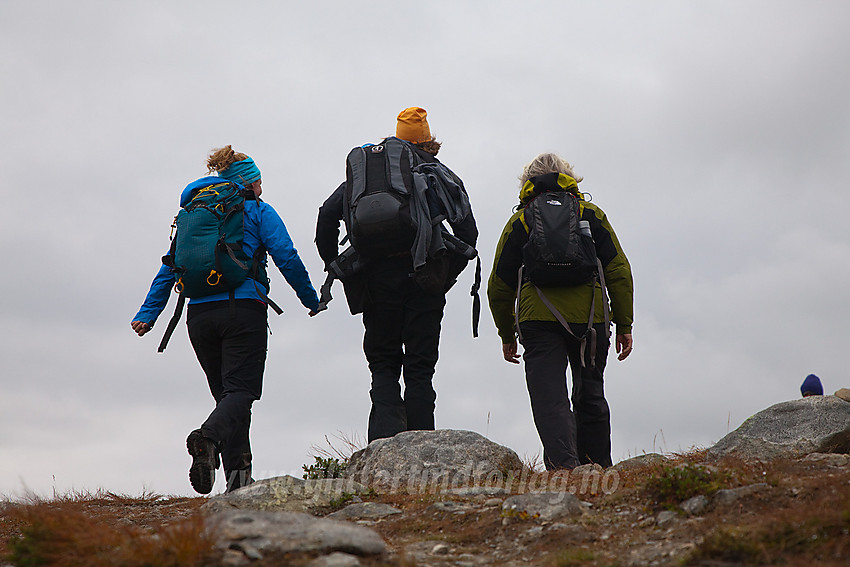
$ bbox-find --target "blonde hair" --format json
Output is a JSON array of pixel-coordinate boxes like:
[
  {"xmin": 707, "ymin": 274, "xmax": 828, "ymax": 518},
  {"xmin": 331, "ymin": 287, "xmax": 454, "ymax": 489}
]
[
  {"xmin": 519, "ymin": 153, "xmax": 583, "ymax": 187},
  {"xmin": 207, "ymin": 145, "xmax": 248, "ymax": 174}
]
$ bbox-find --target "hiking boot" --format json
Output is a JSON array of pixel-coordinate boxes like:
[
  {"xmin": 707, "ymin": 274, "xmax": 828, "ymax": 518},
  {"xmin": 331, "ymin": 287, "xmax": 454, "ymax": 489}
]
[
  {"xmin": 186, "ymin": 429, "xmax": 220, "ymax": 494},
  {"xmin": 225, "ymin": 467, "xmax": 254, "ymax": 493},
  {"xmin": 225, "ymin": 452, "xmax": 254, "ymax": 493}
]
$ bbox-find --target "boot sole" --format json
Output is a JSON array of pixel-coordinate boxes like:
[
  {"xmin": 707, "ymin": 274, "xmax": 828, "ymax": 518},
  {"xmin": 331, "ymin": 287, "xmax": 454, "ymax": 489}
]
[{"xmin": 186, "ymin": 431, "xmax": 219, "ymax": 494}]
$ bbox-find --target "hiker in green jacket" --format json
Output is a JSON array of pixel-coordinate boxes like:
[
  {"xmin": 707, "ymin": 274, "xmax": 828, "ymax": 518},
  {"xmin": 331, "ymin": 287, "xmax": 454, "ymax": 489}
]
[{"xmin": 487, "ymin": 153, "xmax": 633, "ymax": 470}]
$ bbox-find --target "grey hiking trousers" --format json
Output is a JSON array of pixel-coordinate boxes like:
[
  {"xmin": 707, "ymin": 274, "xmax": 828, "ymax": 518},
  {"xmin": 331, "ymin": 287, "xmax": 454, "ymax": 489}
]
[{"xmin": 520, "ymin": 320, "xmax": 612, "ymax": 470}]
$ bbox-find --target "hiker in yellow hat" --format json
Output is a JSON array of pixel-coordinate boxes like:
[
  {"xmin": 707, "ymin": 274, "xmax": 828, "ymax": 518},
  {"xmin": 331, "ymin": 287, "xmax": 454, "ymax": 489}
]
[{"xmin": 316, "ymin": 107, "xmax": 479, "ymax": 442}]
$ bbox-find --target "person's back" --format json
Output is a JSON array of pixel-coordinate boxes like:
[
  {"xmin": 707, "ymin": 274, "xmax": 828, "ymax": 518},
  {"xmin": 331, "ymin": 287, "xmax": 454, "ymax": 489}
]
[
  {"xmin": 316, "ymin": 107, "xmax": 477, "ymax": 442},
  {"xmin": 132, "ymin": 146, "xmax": 320, "ymax": 493},
  {"xmin": 488, "ymin": 152, "xmax": 632, "ymax": 470}
]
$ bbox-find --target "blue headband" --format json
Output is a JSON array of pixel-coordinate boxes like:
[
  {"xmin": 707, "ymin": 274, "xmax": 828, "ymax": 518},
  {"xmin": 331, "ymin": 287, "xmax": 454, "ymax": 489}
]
[{"xmin": 219, "ymin": 157, "xmax": 261, "ymax": 185}]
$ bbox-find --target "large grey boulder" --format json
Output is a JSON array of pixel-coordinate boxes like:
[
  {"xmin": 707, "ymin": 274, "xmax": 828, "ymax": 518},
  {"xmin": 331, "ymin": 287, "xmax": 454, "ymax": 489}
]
[
  {"xmin": 204, "ymin": 475, "xmax": 370, "ymax": 514},
  {"xmin": 707, "ymin": 396, "xmax": 850, "ymax": 461},
  {"xmin": 346, "ymin": 429, "xmax": 524, "ymax": 491},
  {"xmin": 210, "ymin": 509, "xmax": 385, "ymax": 562}
]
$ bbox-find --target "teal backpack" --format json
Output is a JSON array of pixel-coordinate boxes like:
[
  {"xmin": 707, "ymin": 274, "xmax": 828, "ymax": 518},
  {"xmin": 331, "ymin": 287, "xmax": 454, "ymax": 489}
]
[
  {"xmin": 166, "ymin": 180, "xmax": 260, "ymax": 297},
  {"xmin": 157, "ymin": 178, "xmax": 280, "ymax": 352}
]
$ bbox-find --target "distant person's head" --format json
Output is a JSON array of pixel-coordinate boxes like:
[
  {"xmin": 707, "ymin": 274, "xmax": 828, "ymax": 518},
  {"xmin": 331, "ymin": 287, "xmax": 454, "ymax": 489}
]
[
  {"xmin": 801, "ymin": 374, "xmax": 823, "ymax": 397},
  {"xmin": 396, "ymin": 107, "xmax": 440, "ymax": 156},
  {"xmin": 519, "ymin": 153, "xmax": 584, "ymax": 188},
  {"xmin": 207, "ymin": 145, "xmax": 262, "ymax": 197}
]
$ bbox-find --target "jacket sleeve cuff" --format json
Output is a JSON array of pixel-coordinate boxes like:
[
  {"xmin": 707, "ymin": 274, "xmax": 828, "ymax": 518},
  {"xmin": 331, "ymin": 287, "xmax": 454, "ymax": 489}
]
[
  {"xmin": 615, "ymin": 324, "xmax": 632, "ymax": 335},
  {"xmin": 498, "ymin": 329, "xmax": 517, "ymax": 343}
]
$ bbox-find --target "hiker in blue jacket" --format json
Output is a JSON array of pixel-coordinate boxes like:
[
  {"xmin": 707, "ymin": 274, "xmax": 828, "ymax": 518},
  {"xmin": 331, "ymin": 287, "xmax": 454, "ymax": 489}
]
[{"xmin": 132, "ymin": 145, "xmax": 320, "ymax": 494}]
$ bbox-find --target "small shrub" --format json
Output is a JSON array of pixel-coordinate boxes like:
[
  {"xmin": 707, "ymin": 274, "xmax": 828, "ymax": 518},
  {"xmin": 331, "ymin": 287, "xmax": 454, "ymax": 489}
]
[
  {"xmin": 302, "ymin": 456, "xmax": 347, "ymax": 480},
  {"xmin": 643, "ymin": 462, "xmax": 727, "ymax": 509},
  {"xmin": 328, "ymin": 491, "xmax": 355, "ymax": 509}
]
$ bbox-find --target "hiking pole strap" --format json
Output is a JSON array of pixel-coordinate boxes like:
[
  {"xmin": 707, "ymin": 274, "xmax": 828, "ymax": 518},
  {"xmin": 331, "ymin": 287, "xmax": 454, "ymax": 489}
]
[
  {"xmin": 470, "ymin": 256, "xmax": 481, "ymax": 338},
  {"xmin": 317, "ymin": 271, "xmax": 335, "ymax": 312},
  {"xmin": 157, "ymin": 293, "xmax": 186, "ymax": 353}
]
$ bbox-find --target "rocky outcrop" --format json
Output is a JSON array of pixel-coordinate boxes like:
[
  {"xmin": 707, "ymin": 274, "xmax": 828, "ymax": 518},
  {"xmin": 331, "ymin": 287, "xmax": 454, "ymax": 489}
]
[
  {"xmin": 801, "ymin": 452, "xmax": 850, "ymax": 467},
  {"xmin": 326, "ymin": 502, "xmax": 402, "ymax": 521},
  {"xmin": 612, "ymin": 453, "xmax": 670, "ymax": 472},
  {"xmin": 346, "ymin": 429, "xmax": 524, "ymax": 490},
  {"xmin": 204, "ymin": 475, "xmax": 370, "ymax": 514},
  {"xmin": 501, "ymin": 491, "xmax": 585, "ymax": 522},
  {"xmin": 707, "ymin": 395, "xmax": 850, "ymax": 461},
  {"xmin": 210, "ymin": 509, "xmax": 385, "ymax": 565},
  {"xmin": 712, "ymin": 482, "xmax": 771, "ymax": 506}
]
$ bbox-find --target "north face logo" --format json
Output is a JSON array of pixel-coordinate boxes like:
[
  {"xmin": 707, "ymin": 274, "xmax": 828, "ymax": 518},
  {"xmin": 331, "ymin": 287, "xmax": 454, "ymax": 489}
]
[{"xmin": 546, "ymin": 199, "xmax": 563, "ymax": 206}]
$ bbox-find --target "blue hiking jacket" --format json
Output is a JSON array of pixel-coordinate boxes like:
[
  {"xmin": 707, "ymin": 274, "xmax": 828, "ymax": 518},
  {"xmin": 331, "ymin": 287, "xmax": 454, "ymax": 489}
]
[{"xmin": 132, "ymin": 177, "xmax": 320, "ymax": 326}]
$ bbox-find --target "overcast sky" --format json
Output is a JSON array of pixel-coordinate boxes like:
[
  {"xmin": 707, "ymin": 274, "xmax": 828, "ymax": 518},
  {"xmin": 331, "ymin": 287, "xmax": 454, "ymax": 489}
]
[{"xmin": 2, "ymin": 0, "xmax": 849, "ymax": 497}]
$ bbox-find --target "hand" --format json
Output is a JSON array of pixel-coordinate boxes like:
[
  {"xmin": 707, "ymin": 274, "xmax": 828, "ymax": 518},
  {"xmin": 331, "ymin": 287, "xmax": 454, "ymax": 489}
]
[
  {"xmin": 616, "ymin": 333, "xmax": 633, "ymax": 361},
  {"xmin": 131, "ymin": 321, "xmax": 151, "ymax": 337},
  {"xmin": 502, "ymin": 341, "xmax": 521, "ymax": 364},
  {"xmin": 308, "ymin": 310, "xmax": 318, "ymax": 317}
]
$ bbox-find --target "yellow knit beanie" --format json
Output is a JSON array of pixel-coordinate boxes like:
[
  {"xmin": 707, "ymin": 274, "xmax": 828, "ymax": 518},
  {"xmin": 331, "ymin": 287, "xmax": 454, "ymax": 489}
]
[{"xmin": 396, "ymin": 107, "xmax": 432, "ymax": 144}]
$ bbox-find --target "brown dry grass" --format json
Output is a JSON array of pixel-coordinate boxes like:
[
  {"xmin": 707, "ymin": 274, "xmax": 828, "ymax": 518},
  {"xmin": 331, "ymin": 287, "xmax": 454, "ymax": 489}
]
[{"xmin": 1, "ymin": 490, "xmax": 210, "ymax": 566}]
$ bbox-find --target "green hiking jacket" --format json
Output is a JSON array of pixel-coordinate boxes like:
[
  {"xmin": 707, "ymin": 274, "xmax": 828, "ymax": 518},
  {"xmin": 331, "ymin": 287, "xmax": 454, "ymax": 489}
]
[{"xmin": 487, "ymin": 173, "xmax": 633, "ymax": 343}]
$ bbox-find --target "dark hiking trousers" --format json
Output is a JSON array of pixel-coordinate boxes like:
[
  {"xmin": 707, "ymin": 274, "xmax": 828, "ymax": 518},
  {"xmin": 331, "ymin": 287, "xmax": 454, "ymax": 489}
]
[
  {"xmin": 519, "ymin": 320, "xmax": 612, "ymax": 470},
  {"xmin": 187, "ymin": 300, "xmax": 268, "ymax": 476},
  {"xmin": 361, "ymin": 258, "xmax": 446, "ymax": 442}
]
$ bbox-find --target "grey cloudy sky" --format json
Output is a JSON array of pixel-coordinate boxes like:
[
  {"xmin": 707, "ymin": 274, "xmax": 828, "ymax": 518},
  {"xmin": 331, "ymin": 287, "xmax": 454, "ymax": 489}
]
[{"xmin": 2, "ymin": 0, "xmax": 849, "ymax": 497}]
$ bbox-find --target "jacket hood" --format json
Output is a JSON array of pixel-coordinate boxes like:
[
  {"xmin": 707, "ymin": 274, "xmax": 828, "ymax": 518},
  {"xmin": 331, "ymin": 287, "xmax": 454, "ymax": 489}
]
[
  {"xmin": 519, "ymin": 172, "xmax": 580, "ymax": 206},
  {"xmin": 180, "ymin": 176, "xmax": 244, "ymax": 207}
]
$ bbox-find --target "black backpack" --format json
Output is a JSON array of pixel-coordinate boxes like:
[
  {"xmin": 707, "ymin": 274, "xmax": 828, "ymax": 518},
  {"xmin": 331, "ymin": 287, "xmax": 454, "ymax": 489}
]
[
  {"xmin": 319, "ymin": 138, "xmax": 482, "ymax": 335},
  {"xmin": 522, "ymin": 190, "xmax": 598, "ymax": 287},
  {"xmin": 518, "ymin": 189, "xmax": 609, "ymax": 367},
  {"xmin": 343, "ymin": 141, "xmax": 417, "ymax": 258}
]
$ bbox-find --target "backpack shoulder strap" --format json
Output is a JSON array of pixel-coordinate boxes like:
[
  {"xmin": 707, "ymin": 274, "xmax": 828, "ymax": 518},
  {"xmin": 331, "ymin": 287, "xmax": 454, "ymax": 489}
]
[
  {"xmin": 384, "ymin": 138, "xmax": 414, "ymax": 195},
  {"xmin": 346, "ymin": 146, "xmax": 368, "ymax": 205}
]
